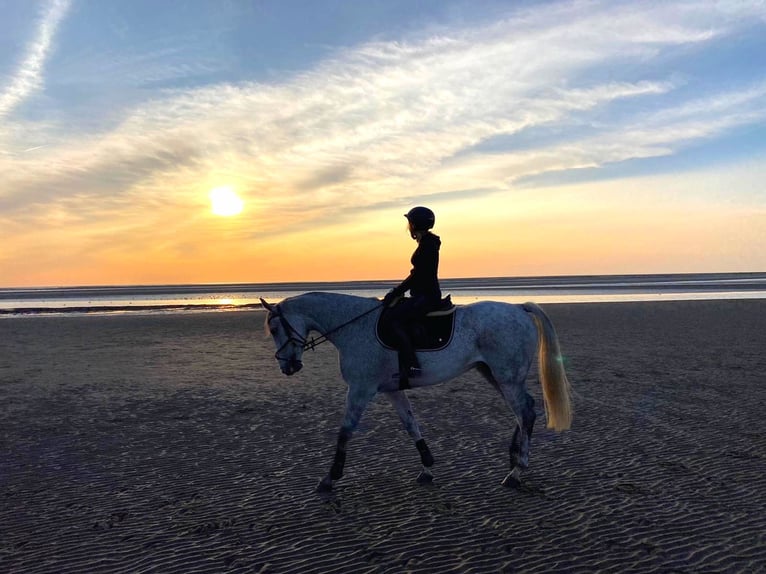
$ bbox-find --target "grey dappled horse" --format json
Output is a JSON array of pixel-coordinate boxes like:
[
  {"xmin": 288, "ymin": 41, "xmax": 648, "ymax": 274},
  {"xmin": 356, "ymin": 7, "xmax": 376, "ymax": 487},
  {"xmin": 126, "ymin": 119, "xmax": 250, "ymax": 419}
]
[{"xmin": 261, "ymin": 292, "xmax": 572, "ymax": 492}]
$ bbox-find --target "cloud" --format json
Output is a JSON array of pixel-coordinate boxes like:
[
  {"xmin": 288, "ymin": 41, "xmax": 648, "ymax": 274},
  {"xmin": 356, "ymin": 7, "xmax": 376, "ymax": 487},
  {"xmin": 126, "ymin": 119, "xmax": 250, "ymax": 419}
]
[
  {"xmin": 0, "ymin": 0, "xmax": 71, "ymax": 119},
  {"xmin": 511, "ymin": 80, "xmax": 766, "ymax": 187},
  {"xmin": 2, "ymin": 0, "xmax": 766, "ymax": 239}
]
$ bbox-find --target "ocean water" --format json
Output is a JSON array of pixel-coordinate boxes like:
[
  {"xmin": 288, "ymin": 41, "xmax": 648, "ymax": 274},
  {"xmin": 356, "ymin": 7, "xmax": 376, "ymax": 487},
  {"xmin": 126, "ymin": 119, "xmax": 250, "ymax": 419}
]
[{"xmin": 1, "ymin": 273, "xmax": 765, "ymax": 316}]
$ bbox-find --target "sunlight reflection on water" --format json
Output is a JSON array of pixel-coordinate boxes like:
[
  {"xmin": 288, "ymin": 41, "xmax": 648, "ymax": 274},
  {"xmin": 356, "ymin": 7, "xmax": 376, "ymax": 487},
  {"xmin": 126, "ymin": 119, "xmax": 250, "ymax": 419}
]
[{"xmin": 2, "ymin": 276, "xmax": 766, "ymax": 316}]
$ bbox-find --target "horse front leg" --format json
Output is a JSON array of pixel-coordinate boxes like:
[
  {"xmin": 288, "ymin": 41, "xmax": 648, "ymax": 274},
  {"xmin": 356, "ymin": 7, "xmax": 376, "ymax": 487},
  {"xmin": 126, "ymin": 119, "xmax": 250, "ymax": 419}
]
[
  {"xmin": 316, "ymin": 386, "xmax": 375, "ymax": 493},
  {"xmin": 385, "ymin": 391, "xmax": 435, "ymax": 484}
]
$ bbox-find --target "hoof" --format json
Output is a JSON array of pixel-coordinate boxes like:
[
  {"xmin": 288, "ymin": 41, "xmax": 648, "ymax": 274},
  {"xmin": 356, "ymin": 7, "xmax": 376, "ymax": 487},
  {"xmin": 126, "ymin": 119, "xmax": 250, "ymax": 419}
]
[
  {"xmin": 415, "ymin": 439, "xmax": 435, "ymax": 468},
  {"xmin": 416, "ymin": 470, "xmax": 434, "ymax": 485},
  {"xmin": 316, "ymin": 478, "xmax": 334, "ymax": 493},
  {"xmin": 501, "ymin": 473, "xmax": 522, "ymax": 489}
]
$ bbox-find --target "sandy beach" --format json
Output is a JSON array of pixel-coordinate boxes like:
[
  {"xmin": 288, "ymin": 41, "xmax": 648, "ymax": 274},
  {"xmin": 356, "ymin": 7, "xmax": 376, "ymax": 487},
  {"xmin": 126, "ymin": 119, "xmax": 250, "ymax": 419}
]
[{"xmin": 1, "ymin": 300, "xmax": 765, "ymax": 573}]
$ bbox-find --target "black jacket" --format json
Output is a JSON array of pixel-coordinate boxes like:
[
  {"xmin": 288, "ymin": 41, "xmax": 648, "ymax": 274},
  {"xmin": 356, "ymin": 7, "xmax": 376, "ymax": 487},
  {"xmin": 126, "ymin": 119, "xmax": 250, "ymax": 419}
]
[{"xmin": 392, "ymin": 232, "xmax": 441, "ymax": 300}]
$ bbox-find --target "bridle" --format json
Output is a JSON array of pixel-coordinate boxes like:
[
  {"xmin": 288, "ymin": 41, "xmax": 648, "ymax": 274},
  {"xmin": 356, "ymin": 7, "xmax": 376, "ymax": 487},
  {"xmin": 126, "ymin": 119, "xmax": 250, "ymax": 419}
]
[
  {"xmin": 268, "ymin": 304, "xmax": 310, "ymax": 363},
  {"xmin": 267, "ymin": 302, "xmax": 384, "ymax": 362}
]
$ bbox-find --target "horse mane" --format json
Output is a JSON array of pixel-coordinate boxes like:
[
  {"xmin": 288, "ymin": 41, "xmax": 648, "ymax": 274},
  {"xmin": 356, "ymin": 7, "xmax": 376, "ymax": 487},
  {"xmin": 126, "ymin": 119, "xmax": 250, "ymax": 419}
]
[{"xmin": 261, "ymin": 291, "xmax": 381, "ymax": 335}]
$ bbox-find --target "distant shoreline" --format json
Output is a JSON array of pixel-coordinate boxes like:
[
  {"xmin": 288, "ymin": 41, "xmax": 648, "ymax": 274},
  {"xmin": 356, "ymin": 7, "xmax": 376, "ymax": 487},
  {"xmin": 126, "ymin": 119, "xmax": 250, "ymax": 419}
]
[
  {"xmin": 2, "ymin": 271, "xmax": 766, "ymax": 296},
  {"xmin": 1, "ymin": 272, "xmax": 765, "ymax": 316},
  {"xmin": 0, "ymin": 303, "xmax": 264, "ymax": 316}
]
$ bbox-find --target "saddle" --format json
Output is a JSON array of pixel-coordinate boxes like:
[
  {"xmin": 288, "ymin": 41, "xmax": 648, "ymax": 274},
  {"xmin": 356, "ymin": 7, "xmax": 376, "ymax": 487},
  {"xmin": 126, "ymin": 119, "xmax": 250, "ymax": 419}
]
[{"xmin": 376, "ymin": 295, "xmax": 457, "ymax": 352}]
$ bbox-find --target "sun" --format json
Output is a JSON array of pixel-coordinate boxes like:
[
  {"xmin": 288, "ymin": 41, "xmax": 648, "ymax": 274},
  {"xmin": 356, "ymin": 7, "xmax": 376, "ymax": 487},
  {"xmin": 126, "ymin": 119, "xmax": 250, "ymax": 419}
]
[{"xmin": 209, "ymin": 186, "xmax": 244, "ymax": 216}]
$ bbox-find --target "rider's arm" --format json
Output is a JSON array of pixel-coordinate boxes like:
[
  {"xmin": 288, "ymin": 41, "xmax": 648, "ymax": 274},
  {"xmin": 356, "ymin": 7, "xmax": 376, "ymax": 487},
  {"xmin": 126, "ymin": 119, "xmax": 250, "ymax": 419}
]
[{"xmin": 391, "ymin": 272, "xmax": 414, "ymax": 297}]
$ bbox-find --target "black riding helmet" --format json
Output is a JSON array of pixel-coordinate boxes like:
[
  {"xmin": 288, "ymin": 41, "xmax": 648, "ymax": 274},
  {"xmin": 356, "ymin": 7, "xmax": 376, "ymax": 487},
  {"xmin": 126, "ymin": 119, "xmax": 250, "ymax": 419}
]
[{"xmin": 404, "ymin": 206, "xmax": 435, "ymax": 232}]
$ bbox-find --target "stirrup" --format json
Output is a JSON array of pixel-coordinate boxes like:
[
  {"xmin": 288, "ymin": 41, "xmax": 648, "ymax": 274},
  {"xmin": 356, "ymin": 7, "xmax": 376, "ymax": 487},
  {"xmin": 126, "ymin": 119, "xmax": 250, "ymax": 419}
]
[
  {"xmin": 391, "ymin": 366, "xmax": 422, "ymax": 379},
  {"xmin": 391, "ymin": 366, "xmax": 422, "ymax": 389}
]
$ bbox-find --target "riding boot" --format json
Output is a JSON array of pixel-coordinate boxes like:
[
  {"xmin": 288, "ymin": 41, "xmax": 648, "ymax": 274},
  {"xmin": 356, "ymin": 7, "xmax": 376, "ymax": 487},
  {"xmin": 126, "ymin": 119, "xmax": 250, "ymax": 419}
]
[
  {"xmin": 396, "ymin": 352, "xmax": 420, "ymax": 390},
  {"xmin": 397, "ymin": 336, "xmax": 421, "ymax": 390},
  {"xmin": 389, "ymin": 319, "xmax": 422, "ymax": 389},
  {"xmin": 398, "ymin": 360, "xmax": 411, "ymax": 390}
]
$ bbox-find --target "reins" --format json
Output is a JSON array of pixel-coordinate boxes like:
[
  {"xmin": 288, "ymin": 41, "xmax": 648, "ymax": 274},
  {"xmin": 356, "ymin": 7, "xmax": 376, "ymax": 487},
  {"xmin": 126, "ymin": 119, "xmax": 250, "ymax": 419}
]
[
  {"xmin": 303, "ymin": 303, "xmax": 384, "ymax": 351},
  {"xmin": 270, "ymin": 302, "xmax": 384, "ymax": 356}
]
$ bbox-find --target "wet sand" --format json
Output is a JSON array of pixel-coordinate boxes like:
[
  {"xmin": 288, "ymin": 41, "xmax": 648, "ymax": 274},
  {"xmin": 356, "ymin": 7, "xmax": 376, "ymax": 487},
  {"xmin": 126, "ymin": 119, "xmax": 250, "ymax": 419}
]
[{"xmin": 1, "ymin": 300, "xmax": 765, "ymax": 573}]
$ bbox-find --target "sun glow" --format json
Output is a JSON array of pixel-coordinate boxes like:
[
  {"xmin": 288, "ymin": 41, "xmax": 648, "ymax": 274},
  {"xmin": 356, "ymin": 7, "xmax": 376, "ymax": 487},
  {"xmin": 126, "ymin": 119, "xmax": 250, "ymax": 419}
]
[{"xmin": 209, "ymin": 186, "xmax": 244, "ymax": 216}]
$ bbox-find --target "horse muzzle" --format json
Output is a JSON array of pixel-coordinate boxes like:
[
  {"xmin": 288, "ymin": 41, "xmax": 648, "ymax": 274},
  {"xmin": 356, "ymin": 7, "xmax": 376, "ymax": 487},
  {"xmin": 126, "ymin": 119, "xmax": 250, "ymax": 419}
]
[{"xmin": 281, "ymin": 359, "xmax": 303, "ymax": 376}]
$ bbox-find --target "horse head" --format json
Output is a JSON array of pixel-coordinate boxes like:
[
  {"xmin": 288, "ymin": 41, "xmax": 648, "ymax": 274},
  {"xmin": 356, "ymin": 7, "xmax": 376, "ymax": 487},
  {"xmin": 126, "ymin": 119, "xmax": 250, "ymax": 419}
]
[{"xmin": 261, "ymin": 298, "xmax": 305, "ymax": 376}]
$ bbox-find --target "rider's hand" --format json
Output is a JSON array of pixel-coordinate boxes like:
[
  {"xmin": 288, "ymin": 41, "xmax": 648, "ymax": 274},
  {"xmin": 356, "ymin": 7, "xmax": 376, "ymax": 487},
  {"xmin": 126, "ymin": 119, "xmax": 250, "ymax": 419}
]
[{"xmin": 382, "ymin": 291, "xmax": 398, "ymax": 307}]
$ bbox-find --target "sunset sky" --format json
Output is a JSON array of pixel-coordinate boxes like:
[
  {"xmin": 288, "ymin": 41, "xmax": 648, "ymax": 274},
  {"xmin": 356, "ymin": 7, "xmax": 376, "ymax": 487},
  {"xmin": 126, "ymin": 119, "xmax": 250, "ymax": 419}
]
[{"xmin": 1, "ymin": 0, "xmax": 765, "ymax": 287}]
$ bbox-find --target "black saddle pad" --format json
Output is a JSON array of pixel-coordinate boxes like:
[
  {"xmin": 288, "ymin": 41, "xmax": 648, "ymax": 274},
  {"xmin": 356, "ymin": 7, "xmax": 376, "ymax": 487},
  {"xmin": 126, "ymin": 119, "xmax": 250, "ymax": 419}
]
[{"xmin": 376, "ymin": 300, "xmax": 456, "ymax": 352}]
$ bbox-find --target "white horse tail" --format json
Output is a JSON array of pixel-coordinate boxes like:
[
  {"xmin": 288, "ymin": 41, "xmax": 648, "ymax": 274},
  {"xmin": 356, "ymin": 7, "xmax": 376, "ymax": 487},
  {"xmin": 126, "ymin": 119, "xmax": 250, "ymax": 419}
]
[{"xmin": 522, "ymin": 302, "xmax": 573, "ymax": 432}]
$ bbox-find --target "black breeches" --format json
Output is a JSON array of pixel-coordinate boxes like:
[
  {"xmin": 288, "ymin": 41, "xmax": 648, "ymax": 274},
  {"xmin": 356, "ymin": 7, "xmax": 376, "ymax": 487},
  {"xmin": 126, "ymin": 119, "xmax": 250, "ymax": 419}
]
[{"xmin": 384, "ymin": 296, "xmax": 437, "ymax": 367}]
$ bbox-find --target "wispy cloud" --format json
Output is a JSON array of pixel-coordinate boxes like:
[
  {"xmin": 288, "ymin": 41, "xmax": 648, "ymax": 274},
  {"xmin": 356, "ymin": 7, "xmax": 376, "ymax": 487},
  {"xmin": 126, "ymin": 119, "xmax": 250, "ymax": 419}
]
[
  {"xmin": 2, "ymin": 0, "xmax": 766, "ymax": 239},
  {"xmin": 0, "ymin": 0, "xmax": 71, "ymax": 118}
]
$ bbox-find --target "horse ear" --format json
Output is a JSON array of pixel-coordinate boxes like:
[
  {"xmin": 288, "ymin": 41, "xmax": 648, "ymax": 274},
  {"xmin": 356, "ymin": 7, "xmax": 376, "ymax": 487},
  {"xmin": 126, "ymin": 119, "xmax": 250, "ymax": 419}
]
[{"xmin": 259, "ymin": 298, "xmax": 275, "ymax": 312}]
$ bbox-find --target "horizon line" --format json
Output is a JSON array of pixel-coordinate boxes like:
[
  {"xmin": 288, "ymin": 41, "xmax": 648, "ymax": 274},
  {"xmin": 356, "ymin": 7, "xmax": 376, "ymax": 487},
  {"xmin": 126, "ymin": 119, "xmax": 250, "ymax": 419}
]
[{"xmin": 2, "ymin": 270, "xmax": 766, "ymax": 292}]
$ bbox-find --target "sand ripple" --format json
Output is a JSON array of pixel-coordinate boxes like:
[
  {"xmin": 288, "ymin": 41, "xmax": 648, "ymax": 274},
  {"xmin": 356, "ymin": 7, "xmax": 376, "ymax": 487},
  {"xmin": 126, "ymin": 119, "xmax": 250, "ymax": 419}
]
[{"xmin": 1, "ymin": 302, "xmax": 765, "ymax": 572}]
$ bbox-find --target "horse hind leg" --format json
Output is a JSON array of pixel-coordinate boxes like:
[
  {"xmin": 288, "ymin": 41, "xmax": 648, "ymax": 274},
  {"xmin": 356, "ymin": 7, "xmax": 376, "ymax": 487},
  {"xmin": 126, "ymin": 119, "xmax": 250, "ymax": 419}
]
[
  {"xmin": 478, "ymin": 363, "xmax": 536, "ymax": 488},
  {"xmin": 503, "ymin": 392, "xmax": 536, "ymax": 488}
]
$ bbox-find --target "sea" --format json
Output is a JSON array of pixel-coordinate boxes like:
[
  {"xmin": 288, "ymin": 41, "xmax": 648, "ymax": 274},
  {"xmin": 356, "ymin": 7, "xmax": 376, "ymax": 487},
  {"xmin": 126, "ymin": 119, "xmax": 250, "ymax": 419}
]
[{"xmin": 1, "ymin": 272, "xmax": 765, "ymax": 317}]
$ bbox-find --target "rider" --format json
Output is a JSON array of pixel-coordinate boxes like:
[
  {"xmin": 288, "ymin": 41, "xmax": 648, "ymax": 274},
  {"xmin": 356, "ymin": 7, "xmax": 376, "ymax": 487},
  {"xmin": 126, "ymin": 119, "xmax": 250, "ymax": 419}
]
[{"xmin": 382, "ymin": 206, "xmax": 442, "ymax": 388}]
